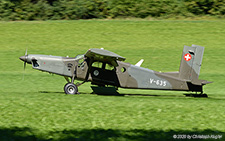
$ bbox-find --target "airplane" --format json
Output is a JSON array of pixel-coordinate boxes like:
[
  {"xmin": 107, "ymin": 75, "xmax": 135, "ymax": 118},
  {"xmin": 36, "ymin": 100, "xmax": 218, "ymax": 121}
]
[{"xmin": 19, "ymin": 45, "xmax": 211, "ymax": 97}]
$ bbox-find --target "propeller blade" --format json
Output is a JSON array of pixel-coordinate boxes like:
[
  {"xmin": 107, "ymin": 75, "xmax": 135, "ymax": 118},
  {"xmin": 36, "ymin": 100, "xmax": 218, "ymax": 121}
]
[
  {"xmin": 24, "ymin": 61, "xmax": 26, "ymax": 70},
  {"xmin": 22, "ymin": 71, "xmax": 25, "ymax": 80},
  {"xmin": 22, "ymin": 49, "xmax": 28, "ymax": 80},
  {"xmin": 25, "ymin": 48, "xmax": 27, "ymax": 56}
]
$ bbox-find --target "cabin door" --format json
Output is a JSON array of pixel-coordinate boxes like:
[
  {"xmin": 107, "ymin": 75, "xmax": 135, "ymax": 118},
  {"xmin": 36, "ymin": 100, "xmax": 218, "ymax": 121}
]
[{"xmin": 90, "ymin": 62, "xmax": 119, "ymax": 86}]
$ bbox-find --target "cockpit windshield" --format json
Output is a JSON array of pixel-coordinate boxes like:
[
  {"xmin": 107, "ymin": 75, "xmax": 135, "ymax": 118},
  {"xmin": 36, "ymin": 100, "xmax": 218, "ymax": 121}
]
[
  {"xmin": 75, "ymin": 54, "xmax": 84, "ymax": 60},
  {"xmin": 75, "ymin": 54, "xmax": 85, "ymax": 67}
]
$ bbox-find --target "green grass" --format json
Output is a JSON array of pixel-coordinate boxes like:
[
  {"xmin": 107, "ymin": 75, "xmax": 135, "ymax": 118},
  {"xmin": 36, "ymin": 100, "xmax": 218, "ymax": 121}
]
[{"xmin": 0, "ymin": 19, "xmax": 225, "ymax": 140}]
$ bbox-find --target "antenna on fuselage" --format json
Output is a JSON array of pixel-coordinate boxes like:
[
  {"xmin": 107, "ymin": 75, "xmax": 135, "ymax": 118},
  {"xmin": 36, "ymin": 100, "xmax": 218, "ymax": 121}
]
[{"xmin": 135, "ymin": 59, "xmax": 144, "ymax": 67}]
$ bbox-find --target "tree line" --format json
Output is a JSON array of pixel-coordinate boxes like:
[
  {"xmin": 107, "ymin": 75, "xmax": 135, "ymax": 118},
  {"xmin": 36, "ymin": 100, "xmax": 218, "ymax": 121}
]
[{"xmin": 0, "ymin": 0, "xmax": 225, "ymax": 20}]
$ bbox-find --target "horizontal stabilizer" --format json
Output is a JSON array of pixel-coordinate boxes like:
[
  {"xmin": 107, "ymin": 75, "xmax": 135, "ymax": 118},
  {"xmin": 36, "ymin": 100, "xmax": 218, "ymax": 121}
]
[
  {"xmin": 135, "ymin": 59, "xmax": 144, "ymax": 67},
  {"xmin": 191, "ymin": 79, "xmax": 213, "ymax": 85}
]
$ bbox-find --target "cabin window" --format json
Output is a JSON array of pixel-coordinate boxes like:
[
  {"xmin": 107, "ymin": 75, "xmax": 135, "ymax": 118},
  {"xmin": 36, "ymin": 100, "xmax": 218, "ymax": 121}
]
[
  {"xmin": 121, "ymin": 67, "xmax": 126, "ymax": 73},
  {"xmin": 92, "ymin": 61, "xmax": 103, "ymax": 68},
  {"xmin": 105, "ymin": 64, "xmax": 115, "ymax": 71},
  {"xmin": 78, "ymin": 58, "xmax": 85, "ymax": 67},
  {"xmin": 92, "ymin": 62, "xmax": 115, "ymax": 71},
  {"xmin": 78, "ymin": 59, "xmax": 84, "ymax": 64},
  {"xmin": 76, "ymin": 54, "xmax": 85, "ymax": 68}
]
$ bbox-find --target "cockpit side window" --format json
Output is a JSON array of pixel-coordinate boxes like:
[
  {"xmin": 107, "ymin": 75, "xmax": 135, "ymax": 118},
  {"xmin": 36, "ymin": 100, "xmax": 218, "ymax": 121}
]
[
  {"xmin": 75, "ymin": 54, "xmax": 85, "ymax": 67},
  {"xmin": 92, "ymin": 61, "xmax": 115, "ymax": 71},
  {"xmin": 105, "ymin": 63, "xmax": 115, "ymax": 71},
  {"xmin": 77, "ymin": 58, "xmax": 85, "ymax": 68},
  {"xmin": 92, "ymin": 61, "xmax": 103, "ymax": 68}
]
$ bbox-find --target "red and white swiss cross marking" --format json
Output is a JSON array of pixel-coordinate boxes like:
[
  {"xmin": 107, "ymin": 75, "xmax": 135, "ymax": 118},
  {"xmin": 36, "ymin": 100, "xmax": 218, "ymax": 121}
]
[{"xmin": 184, "ymin": 53, "xmax": 192, "ymax": 61}]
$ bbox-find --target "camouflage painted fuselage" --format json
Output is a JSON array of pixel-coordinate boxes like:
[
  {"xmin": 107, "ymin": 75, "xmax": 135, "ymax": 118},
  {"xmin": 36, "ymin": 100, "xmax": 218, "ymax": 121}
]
[
  {"xmin": 82, "ymin": 61, "xmax": 203, "ymax": 92},
  {"xmin": 19, "ymin": 45, "xmax": 211, "ymax": 94}
]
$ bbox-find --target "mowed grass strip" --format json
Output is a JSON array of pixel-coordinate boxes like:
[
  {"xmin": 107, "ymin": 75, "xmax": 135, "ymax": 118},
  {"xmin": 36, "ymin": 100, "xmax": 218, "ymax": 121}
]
[{"xmin": 0, "ymin": 20, "xmax": 225, "ymax": 140}]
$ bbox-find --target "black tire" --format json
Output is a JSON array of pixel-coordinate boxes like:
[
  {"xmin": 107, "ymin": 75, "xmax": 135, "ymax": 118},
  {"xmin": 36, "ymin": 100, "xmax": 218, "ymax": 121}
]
[
  {"xmin": 202, "ymin": 94, "xmax": 208, "ymax": 98},
  {"xmin": 64, "ymin": 83, "xmax": 78, "ymax": 95}
]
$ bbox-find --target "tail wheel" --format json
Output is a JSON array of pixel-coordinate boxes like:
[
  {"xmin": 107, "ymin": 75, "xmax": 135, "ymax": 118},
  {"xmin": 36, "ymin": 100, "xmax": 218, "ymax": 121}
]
[{"xmin": 64, "ymin": 83, "xmax": 78, "ymax": 95}]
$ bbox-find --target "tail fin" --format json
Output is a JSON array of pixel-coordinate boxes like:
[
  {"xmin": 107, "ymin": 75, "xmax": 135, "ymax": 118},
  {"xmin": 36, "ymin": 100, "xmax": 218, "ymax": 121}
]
[{"xmin": 179, "ymin": 45, "xmax": 204, "ymax": 82}]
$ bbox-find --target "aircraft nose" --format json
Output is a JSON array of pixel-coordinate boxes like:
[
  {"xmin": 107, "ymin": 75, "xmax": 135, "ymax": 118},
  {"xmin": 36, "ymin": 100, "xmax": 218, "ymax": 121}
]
[{"xmin": 19, "ymin": 55, "xmax": 26, "ymax": 62}]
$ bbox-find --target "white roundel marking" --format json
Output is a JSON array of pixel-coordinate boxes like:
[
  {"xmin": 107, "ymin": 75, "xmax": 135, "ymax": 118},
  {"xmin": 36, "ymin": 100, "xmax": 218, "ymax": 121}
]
[
  {"xmin": 93, "ymin": 70, "xmax": 99, "ymax": 76},
  {"xmin": 184, "ymin": 53, "xmax": 192, "ymax": 61}
]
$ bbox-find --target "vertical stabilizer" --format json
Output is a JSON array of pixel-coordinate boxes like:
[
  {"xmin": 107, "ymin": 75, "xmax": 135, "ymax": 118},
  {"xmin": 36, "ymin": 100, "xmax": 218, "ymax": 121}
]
[{"xmin": 179, "ymin": 45, "xmax": 204, "ymax": 81}]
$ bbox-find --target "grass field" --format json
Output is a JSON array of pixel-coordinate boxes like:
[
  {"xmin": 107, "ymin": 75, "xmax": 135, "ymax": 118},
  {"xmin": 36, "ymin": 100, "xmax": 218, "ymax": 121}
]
[{"xmin": 0, "ymin": 19, "xmax": 225, "ymax": 140}]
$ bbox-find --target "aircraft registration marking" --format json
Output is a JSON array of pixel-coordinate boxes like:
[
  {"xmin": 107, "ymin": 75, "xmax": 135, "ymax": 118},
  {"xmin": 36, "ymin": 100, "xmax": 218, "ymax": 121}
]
[{"xmin": 149, "ymin": 78, "xmax": 167, "ymax": 86}]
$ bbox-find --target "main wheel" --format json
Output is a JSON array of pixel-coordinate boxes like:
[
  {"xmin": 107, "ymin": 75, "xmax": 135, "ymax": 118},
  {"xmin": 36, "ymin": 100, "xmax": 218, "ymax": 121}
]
[{"xmin": 64, "ymin": 83, "xmax": 78, "ymax": 95}]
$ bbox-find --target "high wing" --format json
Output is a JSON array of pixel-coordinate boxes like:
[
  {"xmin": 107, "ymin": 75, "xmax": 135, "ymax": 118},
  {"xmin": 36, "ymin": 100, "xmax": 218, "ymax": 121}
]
[{"xmin": 85, "ymin": 48, "xmax": 126, "ymax": 66}]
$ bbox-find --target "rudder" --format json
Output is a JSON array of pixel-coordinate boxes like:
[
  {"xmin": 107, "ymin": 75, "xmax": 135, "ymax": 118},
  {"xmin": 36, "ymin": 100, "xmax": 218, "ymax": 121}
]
[{"xmin": 179, "ymin": 45, "xmax": 204, "ymax": 81}]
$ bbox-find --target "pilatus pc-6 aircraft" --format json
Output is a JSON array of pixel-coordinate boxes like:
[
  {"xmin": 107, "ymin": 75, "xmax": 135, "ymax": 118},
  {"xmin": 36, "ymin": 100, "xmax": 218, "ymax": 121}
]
[{"xmin": 19, "ymin": 45, "xmax": 211, "ymax": 97}]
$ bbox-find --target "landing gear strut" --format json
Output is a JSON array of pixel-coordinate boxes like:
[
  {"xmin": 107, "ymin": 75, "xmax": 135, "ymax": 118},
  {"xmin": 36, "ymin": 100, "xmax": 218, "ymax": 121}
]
[{"xmin": 64, "ymin": 67, "xmax": 79, "ymax": 94}]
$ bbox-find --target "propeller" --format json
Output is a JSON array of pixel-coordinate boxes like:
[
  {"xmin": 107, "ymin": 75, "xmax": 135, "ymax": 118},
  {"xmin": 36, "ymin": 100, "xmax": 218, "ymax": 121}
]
[
  {"xmin": 24, "ymin": 49, "xmax": 28, "ymax": 70},
  {"xmin": 20, "ymin": 49, "xmax": 28, "ymax": 80}
]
